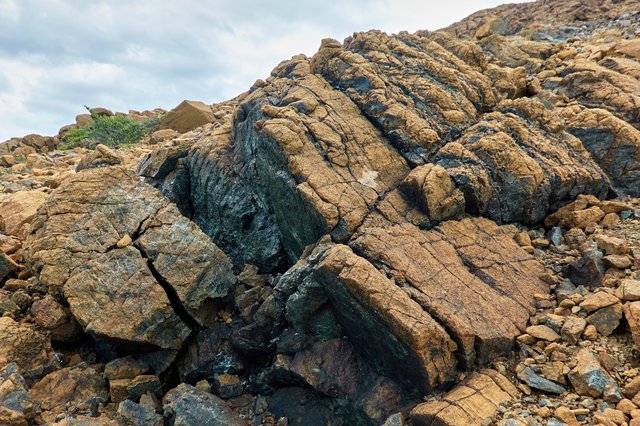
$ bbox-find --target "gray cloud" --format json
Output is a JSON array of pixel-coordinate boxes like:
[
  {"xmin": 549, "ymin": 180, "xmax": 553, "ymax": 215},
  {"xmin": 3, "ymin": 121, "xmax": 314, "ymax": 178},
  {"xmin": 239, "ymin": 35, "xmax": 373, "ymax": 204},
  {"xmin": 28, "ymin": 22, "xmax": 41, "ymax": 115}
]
[{"xmin": 0, "ymin": 0, "xmax": 527, "ymax": 141}]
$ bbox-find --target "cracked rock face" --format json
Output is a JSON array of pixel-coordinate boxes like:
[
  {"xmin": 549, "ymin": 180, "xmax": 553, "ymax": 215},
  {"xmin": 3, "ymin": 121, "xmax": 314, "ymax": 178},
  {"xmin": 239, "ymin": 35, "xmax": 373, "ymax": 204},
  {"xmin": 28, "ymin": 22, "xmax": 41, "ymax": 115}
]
[{"xmin": 23, "ymin": 166, "xmax": 236, "ymax": 350}]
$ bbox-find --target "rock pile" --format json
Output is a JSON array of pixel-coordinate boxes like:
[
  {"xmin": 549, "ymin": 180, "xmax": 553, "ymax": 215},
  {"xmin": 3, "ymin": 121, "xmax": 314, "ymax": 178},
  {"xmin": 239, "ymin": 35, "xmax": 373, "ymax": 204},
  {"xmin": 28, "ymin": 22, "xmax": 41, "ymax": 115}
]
[{"xmin": 0, "ymin": 0, "xmax": 639, "ymax": 424}]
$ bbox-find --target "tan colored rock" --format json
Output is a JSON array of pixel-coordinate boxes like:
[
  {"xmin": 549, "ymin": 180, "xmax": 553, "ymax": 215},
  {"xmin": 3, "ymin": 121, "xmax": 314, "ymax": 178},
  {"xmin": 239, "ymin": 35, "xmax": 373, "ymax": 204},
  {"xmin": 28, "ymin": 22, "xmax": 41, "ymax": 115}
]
[
  {"xmin": 411, "ymin": 370, "xmax": 518, "ymax": 426},
  {"xmin": 76, "ymin": 144, "xmax": 123, "ymax": 171},
  {"xmin": 595, "ymin": 234, "xmax": 630, "ymax": 255},
  {"xmin": 0, "ymin": 190, "xmax": 48, "ymax": 237},
  {"xmin": 514, "ymin": 232, "xmax": 532, "ymax": 247},
  {"xmin": 604, "ymin": 254, "xmax": 632, "ymax": 269},
  {"xmin": 580, "ymin": 291, "xmax": 620, "ymax": 312},
  {"xmin": 158, "ymin": 100, "xmax": 215, "ymax": 133},
  {"xmin": 555, "ymin": 406, "xmax": 580, "ymax": 426},
  {"xmin": 626, "ymin": 376, "xmax": 640, "ymax": 398},
  {"xmin": 349, "ymin": 216, "xmax": 547, "ymax": 368},
  {"xmin": 584, "ymin": 324, "xmax": 598, "ymax": 340},
  {"xmin": 624, "ymin": 301, "xmax": 640, "ymax": 351},
  {"xmin": 526, "ymin": 325, "xmax": 561, "ymax": 342},
  {"xmin": 616, "ymin": 279, "xmax": 640, "ymax": 301},
  {"xmin": 561, "ymin": 316, "xmax": 587, "ymax": 344}
]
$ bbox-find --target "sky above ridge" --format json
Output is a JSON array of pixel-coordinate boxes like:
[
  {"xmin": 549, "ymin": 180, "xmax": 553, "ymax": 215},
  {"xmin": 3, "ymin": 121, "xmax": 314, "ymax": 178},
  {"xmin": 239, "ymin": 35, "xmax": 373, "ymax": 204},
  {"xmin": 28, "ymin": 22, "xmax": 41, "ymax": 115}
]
[{"xmin": 0, "ymin": 0, "xmax": 530, "ymax": 141}]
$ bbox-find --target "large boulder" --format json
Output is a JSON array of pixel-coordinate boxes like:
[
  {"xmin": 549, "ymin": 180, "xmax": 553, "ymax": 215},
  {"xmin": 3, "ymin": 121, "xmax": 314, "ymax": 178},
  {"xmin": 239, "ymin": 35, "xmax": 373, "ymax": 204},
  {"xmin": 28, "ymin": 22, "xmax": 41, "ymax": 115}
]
[
  {"xmin": 159, "ymin": 100, "xmax": 215, "ymax": 133},
  {"xmin": 24, "ymin": 166, "xmax": 236, "ymax": 350}
]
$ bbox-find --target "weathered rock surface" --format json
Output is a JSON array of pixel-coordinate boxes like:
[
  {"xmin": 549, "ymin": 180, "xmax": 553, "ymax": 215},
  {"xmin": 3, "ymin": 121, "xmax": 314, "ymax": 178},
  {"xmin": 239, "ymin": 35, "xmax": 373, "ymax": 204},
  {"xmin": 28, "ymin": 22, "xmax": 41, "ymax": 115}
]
[
  {"xmin": 163, "ymin": 383, "xmax": 247, "ymax": 426},
  {"xmin": 411, "ymin": 370, "xmax": 519, "ymax": 426},
  {"xmin": 0, "ymin": 317, "xmax": 56, "ymax": 382},
  {"xmin": 24, "ymin": 166, "xmax": 235, "ymax": 349},
  {"xmin": 0, "ymin": 363, "xmax": 37, "ymax": 426},
  {"xmin": 0, "ymin": 190, "xmax": 48, "ymax": 238}
]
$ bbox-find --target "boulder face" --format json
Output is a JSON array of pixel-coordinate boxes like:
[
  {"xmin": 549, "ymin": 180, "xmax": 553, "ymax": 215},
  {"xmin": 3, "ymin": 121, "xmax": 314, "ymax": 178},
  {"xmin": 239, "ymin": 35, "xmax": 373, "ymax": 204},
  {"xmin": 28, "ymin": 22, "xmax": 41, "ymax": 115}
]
[{"xmin": 23, "ymin": 166, "xmax": 236, "ymax": 350}]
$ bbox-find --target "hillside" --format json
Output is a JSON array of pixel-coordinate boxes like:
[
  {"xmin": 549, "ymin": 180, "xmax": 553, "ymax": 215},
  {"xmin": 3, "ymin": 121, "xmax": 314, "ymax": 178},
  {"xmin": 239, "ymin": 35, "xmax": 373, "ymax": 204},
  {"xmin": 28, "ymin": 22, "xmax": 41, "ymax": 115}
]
[{"xmin": 1, "ymin": 0, "xmax": 640, "ymax": 425}]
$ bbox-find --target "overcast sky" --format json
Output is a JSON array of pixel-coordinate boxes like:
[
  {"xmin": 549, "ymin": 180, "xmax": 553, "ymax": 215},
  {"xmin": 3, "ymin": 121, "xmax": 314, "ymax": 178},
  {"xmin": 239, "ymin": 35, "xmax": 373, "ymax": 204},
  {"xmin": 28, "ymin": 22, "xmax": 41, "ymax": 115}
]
[{"xmin": 0, "ymin": 0, "xmax": 528, "ymax": 141}]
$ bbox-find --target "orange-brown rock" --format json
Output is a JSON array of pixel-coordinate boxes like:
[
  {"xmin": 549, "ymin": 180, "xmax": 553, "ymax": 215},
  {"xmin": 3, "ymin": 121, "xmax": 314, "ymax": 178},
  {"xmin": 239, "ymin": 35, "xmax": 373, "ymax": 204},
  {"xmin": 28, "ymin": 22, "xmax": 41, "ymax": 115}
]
[
  {"xmin": 0, "ymin": 317, "xmax": 57, "ymax": 382},
  {"xmin": 158, "ymin": 100, "xmax": 215, "ymax": 133},
  {"xmin": 0, "ymin": 190, "xmax": 49, "ymax": 238},
  {"xmin": 410, "ymin": 370, "xmax": 519, "ymax": 426}
]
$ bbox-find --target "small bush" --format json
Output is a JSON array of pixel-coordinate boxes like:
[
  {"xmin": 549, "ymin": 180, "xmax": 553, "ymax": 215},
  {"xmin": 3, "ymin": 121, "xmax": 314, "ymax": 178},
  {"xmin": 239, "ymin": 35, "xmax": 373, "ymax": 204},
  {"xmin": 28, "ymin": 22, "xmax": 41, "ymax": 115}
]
[{"xmin": 60, "ymin": 106, "xmax": 159, "ymax": 150}]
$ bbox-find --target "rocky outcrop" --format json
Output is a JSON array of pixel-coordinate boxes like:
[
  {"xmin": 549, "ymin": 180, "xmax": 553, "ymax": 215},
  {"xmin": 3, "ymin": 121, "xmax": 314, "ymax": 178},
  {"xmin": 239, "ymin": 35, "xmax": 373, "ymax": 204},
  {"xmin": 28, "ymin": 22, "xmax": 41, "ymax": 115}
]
[{"xmin": 23, "ymin": 166, "xmax": 236, "ymax": 349}]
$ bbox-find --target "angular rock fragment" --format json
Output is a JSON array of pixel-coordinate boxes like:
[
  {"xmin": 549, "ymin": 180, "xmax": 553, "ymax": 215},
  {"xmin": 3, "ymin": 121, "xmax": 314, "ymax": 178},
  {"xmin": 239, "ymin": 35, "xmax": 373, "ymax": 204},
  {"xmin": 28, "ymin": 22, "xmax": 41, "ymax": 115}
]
[
  {"xmin": 24, "ymin": 166, "xmax": 235, "ymax": 349},
  {"xmin": 0, "ymin": 363, "xmax": 37, "ymax": 426},
  {"xmin": 159, "ymin": 100, "xmax": 215, "ymax": 133},
  {"xmin": 163, "ymin": 383, "xmax": 247, "ymax": 426},
  {"xmin": 568, "ymin": 349, "xmax": 621, "ymax": 399}
]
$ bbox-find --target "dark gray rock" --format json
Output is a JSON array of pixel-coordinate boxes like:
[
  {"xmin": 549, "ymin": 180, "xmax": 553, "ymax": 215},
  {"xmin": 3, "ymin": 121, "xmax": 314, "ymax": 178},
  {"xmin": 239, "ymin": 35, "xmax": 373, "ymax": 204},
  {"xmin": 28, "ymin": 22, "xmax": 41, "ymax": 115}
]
[
  {"xmin": 117, "ymin": 399, "xmax": 163, "ymax": 426},
  {"xmin": 517, "ymin": 366, "xmax": 567, "ymax": 394},
  {"xmin": 567, "ymin": 247, "xmax": 605, "ymax": 288},
  {"xmin": 163, "ymin": 383, "xmax": 247, "ymax": 426},
  {"xmin": 586, "ymin": 303, "xmax": 623, "ymax": 336}
]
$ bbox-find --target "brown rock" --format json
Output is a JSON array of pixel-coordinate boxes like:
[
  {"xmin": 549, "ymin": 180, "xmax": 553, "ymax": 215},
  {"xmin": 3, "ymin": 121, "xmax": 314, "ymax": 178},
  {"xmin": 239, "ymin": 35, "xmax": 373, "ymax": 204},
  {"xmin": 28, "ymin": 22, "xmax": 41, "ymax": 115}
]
[
  {"xmin": 624, "ymin": 301, "xmax": 640, "ymax": 351},
  {"xmin": 0, "ymin": 190, "xmax": 48, "ymax": 237},
  {"xmin": 104, "ymin": 356, "xmax": 150, "ymax": 380},
  {"xmin": 616, "ymin": 279, "xmax": 640, "ymax": 301},
  {"xmin": 0, "ymin": 317, "xmax": 56, "ymax": 382},
  {"xmin": 601, "ymin": 212, "xmax": 621, "ymax": 228},
  {"xmin": 568, "ymin": 348, "xmax": 621, "ymax": 398},
  {"xmin": 76, "ymin": 144, "xmax": 123, "ymax": 171},
  {"xmin": 617, "ymin": 398, "xmax": 638, "ymax": 415},
  {"xmin": 399, "ymin": 164, "xmax": 464, "ymax": 222},
  {"xmin": 580, "ymin": 291, "xmax": 620, "ymax": 312},
  {"xmin": 526, "ymin": 324, "xmax": 561, "ymax": 342},
  {"xmin": 583, "ymin": 324, "xmax": 599, "ymax": 340},
  {"xmin": 23, "ymin": 167, "xmax": 236, "ymax": 349},
  {"xmin": 514, "ymin": 232, "xmax": 532, "ymax": 247},
  {"xmin": 595, "ymin": 234, "xmax": 630, "ymax": 255},
  {"xmin": 604, "ymin": 254, "xmax": 632, "ymax": 269},
  {"xmin": 213, "ymin": 374, "xmax": 243, "ymax": 399},
  {"xmin": 586, "ymin": 302, "xmax": 623, "ymax": 336},
  {"xmin": 555, "ymin": 406, "xmax": 580, "ymax": 426},
  {"xmin": 158, "ymin": 100, "xmax": 215, "ymax": 133},
  {"xmin": 28, "ymin": 365, "xmax": 108, "ymax": 415},
  {"xmin": 625, "ymin": 376, "xmax": 640, "ymax": 398},
  {"xmin": 411, "ymin": 370, "xmax": 518, "ymax": 426},
  {"xmin": 561, "ymin": 316, "xmax": 587, "ymax": 344}
]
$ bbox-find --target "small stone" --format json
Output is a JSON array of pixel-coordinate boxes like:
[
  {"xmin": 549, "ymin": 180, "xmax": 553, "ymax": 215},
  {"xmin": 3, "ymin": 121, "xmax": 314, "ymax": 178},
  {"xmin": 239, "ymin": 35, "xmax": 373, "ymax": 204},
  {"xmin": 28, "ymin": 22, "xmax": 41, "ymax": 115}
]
[
  {"xmin": 116, "ymin": 235, "xmax": 133, "ymax": 248},
  {"xmin": 561, "ymin": 316, "xmax": 587, "ymax": 345},
  {"xmin": 515, "ymin": 232, "xmax": 532, "ymax": 247},
  {"xmin": 580, "ymin": 291, "xmax": 620, "ymax": 313},
  {"xmin": 595, "ymin": 235, "xmax": 629, "ymax": 256},
  {"xmin": 195, "ymin": 379, "xmax": 211, "ymax": 393},
  {"xmin": 568, "ymin": 348, "xmax": 621, "ymax": 399},
  {"xmin": 517, "ymin": 366, "xmax": 566, "ymax": 394},
  {"xmin": 601, "ymin": 201, "xmax": 633, "ymax": 214},
  {"xmin": 118, "ymin": 399, "xmax": 164, "ymax": 426},
  {"xmin": 532, "ymin": 238, "xmax": 550, "ymax": 248},
  {"xmin": 617, "ymin": 398, "xmax": 638, "ymax": 415},
  {"xmin": 105, "ymin": 357, "xmax": 150, "ymax": 380},
  {"xmin": 546, "ymin": 227, "xmax": 563, "ymax": 247},
  {"xmin": 583, "ymin": 324, "xmax": 598, "ymax": 340},
  {"xmin": 555, "ymin": 406, "xmax": 579, "ymax": 426},
  {"xmin": 616, "ymin": 279, "xmax": 640, "ymax": 302},
  {"xmin": 603, "ymin": 255, "xmax": 632, "ymax": 269},
  {"xmin": 127, "ymin": 375, "xmax": 161, "ymax": 402},
  {"xmin": 625, "ymin": 376, "xmax": 640, "ymax": 398},
  {"xmin": 213, "ymin": 374, "xmax": 243, "ymax": 399},
  {"xmin": 586, "ymin": 303, "xmax": 623, "ymax": 336},
  {"xmin": 602, "ymin": 408, "xmax": 627, "ymax": 425},
  {"xmin": 601, "ymin": 213, "xmax": 621, "ymax": 229},
  {"xmin": 526, "ymin": 325, "xmax": 561, "ymax": 342}
]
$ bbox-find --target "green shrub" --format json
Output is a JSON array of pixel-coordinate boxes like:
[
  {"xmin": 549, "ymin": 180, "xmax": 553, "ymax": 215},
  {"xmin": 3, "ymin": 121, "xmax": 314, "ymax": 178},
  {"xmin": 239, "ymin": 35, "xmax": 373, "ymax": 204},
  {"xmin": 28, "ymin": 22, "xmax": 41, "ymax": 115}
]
[{"xmin": 60, "ymin": 106, "xmax": 159, "ymax": 150}]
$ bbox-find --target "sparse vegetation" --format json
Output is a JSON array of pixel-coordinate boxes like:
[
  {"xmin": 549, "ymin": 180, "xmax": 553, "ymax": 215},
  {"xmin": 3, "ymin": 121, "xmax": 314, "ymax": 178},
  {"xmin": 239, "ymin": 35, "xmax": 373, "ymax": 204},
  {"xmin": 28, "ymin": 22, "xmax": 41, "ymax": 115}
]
[{"xmin": 60, "ymin": 106, "xmax": 159, "ymax": 149}]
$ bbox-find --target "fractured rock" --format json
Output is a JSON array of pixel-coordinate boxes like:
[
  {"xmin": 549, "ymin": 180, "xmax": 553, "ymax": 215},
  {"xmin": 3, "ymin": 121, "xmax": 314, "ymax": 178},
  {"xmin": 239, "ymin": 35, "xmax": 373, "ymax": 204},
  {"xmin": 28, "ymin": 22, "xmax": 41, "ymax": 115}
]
[
  {"xmin": 159, "ymin": 100, "xmax": 215, "ymax": 133},
  {"xmin": 411, "ymin": 370, "xmax": 519, "ymax": 426},
  {"xmin": 24, "ymin": 166, "xmax": 236, "ymax": 350},
  {"xmin": 568, "ymin": 348, "xmax": 621, "ymax": 399},
  {"xmin": 0, "ymin": 317, "xmax": 56, "ymax": 382}
]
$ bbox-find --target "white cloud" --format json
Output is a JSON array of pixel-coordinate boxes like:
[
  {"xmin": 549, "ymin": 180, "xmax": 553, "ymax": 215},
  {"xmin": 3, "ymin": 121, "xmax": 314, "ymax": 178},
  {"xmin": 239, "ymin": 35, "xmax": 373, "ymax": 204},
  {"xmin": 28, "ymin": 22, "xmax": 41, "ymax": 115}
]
[{"xmin": 0, "ymin": 0, "xmax": 528, "ymax": 141}]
